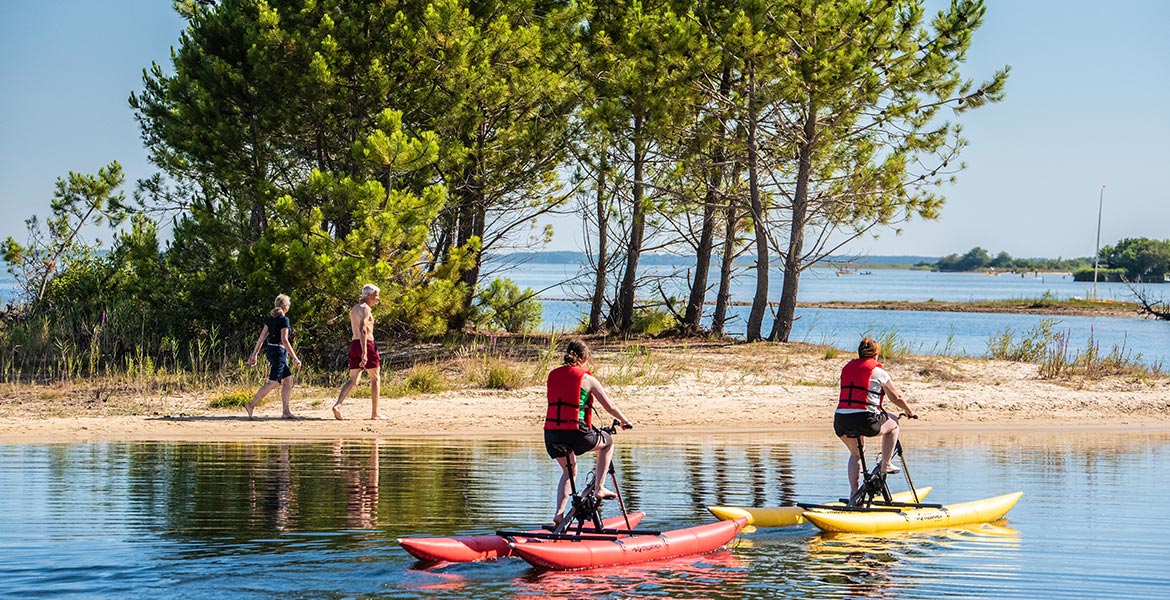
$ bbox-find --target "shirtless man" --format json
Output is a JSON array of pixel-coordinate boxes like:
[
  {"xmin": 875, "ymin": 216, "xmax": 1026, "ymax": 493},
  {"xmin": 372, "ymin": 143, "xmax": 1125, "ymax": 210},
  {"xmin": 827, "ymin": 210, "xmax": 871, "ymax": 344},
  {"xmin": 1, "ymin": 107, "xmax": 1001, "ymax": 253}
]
[{"xmin": 332, "ymin": 284, "xmax": 385, "ymax": 420}]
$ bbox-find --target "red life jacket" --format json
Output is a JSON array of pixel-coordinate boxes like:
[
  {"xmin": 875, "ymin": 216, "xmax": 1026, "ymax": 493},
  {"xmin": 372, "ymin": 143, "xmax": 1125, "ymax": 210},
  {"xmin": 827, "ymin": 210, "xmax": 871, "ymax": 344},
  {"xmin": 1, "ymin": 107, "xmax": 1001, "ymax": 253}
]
[
  {"xmin": 838, "ymin": 357, "xmax": 884, "ymax": 410},
  {"xmin": 545, "ymin": 365, "xmax": 593, "ymax": 431}
]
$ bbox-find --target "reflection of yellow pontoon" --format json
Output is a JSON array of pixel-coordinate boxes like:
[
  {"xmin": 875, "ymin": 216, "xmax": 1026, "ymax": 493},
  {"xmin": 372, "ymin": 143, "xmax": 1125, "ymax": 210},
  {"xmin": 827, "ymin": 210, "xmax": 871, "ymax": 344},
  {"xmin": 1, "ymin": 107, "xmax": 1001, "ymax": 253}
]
[
  {"xmin": 708, "ymin": 487, "xmax": 932, "ymax": 528},
  {"xmin": 802, "ymin": 492, "xmax": 1023, "ymax": 534}
]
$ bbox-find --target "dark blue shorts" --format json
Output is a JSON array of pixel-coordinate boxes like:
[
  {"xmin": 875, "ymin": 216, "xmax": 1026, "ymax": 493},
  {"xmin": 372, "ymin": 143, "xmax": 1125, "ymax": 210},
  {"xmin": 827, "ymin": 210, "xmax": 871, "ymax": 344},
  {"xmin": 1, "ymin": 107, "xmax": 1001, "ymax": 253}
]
[{"xmin": 266, "ymin": 345, "xmax": 292, "ymax": 382}]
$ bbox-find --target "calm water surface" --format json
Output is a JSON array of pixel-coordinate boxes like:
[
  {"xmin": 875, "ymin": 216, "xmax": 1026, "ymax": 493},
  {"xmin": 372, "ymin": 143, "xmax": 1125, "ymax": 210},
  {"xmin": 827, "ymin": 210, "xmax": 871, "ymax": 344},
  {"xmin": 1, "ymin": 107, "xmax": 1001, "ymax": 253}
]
[{"xmin": 2, "ymin": 432, "xmax": 1167, "ymax": 598}]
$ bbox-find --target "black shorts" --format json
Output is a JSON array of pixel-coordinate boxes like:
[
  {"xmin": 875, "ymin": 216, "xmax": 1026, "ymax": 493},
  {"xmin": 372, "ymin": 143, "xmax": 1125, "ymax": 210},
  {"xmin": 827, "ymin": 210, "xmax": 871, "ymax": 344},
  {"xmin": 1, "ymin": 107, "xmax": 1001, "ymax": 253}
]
[
  {"xmin": 266, "ymin": 345, "xmax": 293, "ymax": 382},
  {"xmin": 544, "ymin": 427, "xmax": 610, "ymax": 459},
  {"xmin": 834, "ymin": 411, "xmax": 889, "ymax": 437}
]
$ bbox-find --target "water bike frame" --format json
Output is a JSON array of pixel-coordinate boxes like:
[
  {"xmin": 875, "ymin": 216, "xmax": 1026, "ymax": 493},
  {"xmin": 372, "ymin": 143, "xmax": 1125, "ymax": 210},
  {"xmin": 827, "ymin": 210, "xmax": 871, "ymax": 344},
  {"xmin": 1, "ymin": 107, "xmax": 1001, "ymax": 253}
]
[
  {"xmin": 496, "ymin": 419, "xmax": 661, "ymax": 541},
  {"xmin": 800, "ymin": 414, "xmax": 942, "ymax": 513}
]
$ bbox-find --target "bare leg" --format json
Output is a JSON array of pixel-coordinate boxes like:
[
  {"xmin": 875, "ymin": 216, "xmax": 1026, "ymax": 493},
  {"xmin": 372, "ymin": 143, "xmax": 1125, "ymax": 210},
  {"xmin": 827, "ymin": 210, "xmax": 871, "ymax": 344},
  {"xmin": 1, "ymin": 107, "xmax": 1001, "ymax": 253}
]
[
  {"xmin": 368, "ymin": 367, "xmax": 384, "ymax": 420},
  {"xmin": 592, "ymin": 434, "xmax": 617, "ymax": 499},
  {"xmin": 879, "ymin": 415, "xmax": 901, "ymax": 473},
  {"xmin": 280, "ymin": 377, "xmax": 296, "ymax": 418},
  {"xmin": 333, "ymin": 369, "xmax": 363, "ymax": 420},
  {"xmin": 840, "ymin": 435, "xmax": 863, "ymax": 496},
  {"xmin": 553, "ymin": 456, "xmax": 575, "ymax": 523},
  {"xmin": 246, "ymin": 381, "xmax": 278, "ymax": 419}
]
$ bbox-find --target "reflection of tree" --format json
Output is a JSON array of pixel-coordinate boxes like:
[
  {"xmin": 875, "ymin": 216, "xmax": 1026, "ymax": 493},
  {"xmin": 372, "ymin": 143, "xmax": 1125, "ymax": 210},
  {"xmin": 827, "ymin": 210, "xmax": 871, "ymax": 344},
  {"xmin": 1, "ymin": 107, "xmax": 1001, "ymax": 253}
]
[
  {"xmin": 771, "ymin": 445, "xmax": 797, "ymax": 506},
  {"xmin": 712, "ymin": 446, "xmax": 729, "ymax": 507},
  {"xmin": 613, "ymin": 445, "xmax": 641, "ymax": 510},
  {"xmin": 117, "ymin": 440, "xmax": 486, "ymax": 549},
  {"xmin": 685, "ymin": 443, "xmax": 705, "ymax": 509},
  {"xmin": 747, "ymin": 445, "xmax": 767, "ymax": 507}
]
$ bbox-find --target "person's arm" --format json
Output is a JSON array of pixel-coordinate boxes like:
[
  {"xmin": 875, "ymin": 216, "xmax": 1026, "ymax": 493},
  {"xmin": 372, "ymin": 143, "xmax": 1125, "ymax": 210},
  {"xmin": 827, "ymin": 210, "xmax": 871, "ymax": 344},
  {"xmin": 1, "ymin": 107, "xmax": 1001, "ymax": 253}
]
[
  {"xmin": 584, "ymin": 374, "xmax": 632, "ymax": 428},
  {"xmin": 281, "ymin": 326, "xmax": 301, "ymax": 368},
  {"xmin": 249, "ymin": 325, "xmax": 268, "ymax": 367},
  {"xmin": 357, "ymin": 305, "xmax": 371, "ymax": 367},
  {"xmin": 881, "ymin": 379, "xmax": 915, "ymax": 418}
]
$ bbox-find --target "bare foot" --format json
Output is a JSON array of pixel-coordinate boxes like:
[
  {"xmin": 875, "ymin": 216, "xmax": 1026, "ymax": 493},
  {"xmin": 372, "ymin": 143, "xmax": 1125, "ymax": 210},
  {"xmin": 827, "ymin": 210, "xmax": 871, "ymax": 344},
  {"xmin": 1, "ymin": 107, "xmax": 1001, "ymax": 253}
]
[
  {"xmin": 245, "ymin": 403, "xmax": 255, "ymax": 419},
  {"xmin": 882, "ymin": 464, "xmax": 902, "ymax": 474},
  {"xmin": 596, "ymin": 488, "xmax": 618, "ymax": 500},
  {"xmin": 332, "ymin": 405, "xmax": 343, "ymax": 420},
  {"xmin": 368, "ymin": 413, "xmax": 387, "ymax": 420},
  {"xmin": 282, "ymin": 413, "xmax": 297, "ymax": 419}
]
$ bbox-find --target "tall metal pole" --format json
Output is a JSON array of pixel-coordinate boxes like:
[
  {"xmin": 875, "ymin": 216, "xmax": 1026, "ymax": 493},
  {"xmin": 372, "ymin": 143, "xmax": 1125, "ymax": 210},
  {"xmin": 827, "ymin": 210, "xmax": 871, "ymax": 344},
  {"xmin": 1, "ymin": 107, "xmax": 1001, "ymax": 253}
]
[{"xmin": 1092, "ymin": 185, "xmax": 1104, "ymax": 300}]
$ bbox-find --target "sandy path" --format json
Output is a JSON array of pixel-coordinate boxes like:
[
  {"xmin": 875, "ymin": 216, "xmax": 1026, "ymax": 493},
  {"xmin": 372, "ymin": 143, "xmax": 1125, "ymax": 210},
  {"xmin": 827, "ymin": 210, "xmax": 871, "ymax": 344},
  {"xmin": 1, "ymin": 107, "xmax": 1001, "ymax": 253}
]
[{"xmin": 2, "ymin": 342, "xmax": 1167, "ymax": 442}]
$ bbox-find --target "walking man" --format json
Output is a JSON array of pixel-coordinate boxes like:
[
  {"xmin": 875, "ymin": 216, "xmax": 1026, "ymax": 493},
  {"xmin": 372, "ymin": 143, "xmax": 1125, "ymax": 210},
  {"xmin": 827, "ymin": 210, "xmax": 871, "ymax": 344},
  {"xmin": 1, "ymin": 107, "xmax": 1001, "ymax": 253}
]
[{"xmin": 332, "ymin": 284, "xmax": 385, "ymax": 420}]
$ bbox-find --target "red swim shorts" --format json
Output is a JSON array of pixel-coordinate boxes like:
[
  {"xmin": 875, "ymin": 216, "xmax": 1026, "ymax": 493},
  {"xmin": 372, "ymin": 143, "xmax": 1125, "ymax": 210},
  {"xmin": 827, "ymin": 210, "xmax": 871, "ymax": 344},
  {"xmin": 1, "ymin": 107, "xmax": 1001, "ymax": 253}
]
[{"xmin": 347, "ymin": 339, "xmax": 380, "ymax": 370}]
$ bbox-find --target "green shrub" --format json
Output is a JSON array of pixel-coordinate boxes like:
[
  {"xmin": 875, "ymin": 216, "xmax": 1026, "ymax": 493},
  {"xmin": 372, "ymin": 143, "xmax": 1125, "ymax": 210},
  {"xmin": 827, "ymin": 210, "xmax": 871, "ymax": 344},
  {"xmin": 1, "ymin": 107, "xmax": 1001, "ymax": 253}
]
[
  {"xmin": 475, "ymin": 278, "xmax": 542, "ymax": 333},
  {"xmin": 630, "ymin": 307, "xmax": 676, "ymax": 336},
  {"xmin": 405, "ymin": 366, "xmax": 444, "ymax": 394},
  {"xmin": 208, "ymin": 389, "xmax": 252, "ymax": 409},
  {"xmin": 484, "ymin": 363, "xmax": 523, "ymax": 390}
]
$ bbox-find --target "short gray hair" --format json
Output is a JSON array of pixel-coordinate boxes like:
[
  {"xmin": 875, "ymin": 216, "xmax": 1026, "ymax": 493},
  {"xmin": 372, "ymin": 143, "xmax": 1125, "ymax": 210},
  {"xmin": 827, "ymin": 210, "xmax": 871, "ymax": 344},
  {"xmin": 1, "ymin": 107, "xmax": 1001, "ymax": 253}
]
[{"xmin": 361, "ymin": 284, "xmax": 380, "ymax": 300}]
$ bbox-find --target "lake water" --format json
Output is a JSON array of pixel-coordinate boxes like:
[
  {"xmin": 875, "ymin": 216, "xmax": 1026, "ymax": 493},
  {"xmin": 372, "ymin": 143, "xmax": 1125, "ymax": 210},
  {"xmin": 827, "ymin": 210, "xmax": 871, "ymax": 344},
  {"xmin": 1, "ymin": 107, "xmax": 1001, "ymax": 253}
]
[
  {"xmin": 2, "ymin": 432, "xmax": 1167, "ymax": 598},
  {"xmin": 497, "ymin": 264, "xmax": 1170, "ymax": 368}
]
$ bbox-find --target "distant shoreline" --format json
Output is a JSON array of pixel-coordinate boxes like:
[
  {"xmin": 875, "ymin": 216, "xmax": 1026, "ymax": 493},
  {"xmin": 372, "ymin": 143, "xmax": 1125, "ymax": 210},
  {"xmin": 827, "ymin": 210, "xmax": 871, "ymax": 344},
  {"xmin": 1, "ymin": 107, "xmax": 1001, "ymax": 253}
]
[
  {"xmin": 797, "ymin": 299, "xmax": 1140, "ymax": 318},
  {"xmin": 539, "ymin": 297, "xmax": 1142, "ymax": 318}
]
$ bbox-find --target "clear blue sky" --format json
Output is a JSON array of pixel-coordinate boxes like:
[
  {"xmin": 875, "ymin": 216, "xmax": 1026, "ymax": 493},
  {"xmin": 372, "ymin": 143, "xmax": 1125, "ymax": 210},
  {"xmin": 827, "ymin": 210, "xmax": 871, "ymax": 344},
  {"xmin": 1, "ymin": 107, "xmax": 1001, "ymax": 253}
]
[{"xmin": 2, "ymin": 1, "xmax": 1167, "ymax": 259}]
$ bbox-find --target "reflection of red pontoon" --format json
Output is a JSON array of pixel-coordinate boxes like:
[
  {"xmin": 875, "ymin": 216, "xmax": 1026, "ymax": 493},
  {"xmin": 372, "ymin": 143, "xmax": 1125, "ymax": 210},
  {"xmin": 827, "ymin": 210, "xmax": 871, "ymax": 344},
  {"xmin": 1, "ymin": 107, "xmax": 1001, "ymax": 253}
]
[
  {"xmin": 510, "ymin": 517, "xmax": 747, "ymax": 570},
  {"xmin": 398, "ymin": 512, "xmax": 646, "ymax": 563},
  {"xmin": 518, "ymin": 548, "xmax": 747, "ymax": 596}
]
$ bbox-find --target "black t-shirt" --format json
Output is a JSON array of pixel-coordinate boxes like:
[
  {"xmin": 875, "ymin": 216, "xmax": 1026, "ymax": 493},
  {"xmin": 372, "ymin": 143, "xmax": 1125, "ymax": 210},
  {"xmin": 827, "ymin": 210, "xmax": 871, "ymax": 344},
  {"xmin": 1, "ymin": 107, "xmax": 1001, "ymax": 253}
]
[{"xmin": 265, "ymin": 315, "xmax": 290, "ymax": 346}]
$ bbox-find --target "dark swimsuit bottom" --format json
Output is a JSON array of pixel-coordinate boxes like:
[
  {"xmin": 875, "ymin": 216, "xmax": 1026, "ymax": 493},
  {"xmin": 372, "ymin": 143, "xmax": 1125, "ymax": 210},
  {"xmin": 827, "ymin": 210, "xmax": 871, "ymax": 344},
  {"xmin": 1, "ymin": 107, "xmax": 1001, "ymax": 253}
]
[{"xmin": 543, "ymin": 426, "xmax": 609, "ymax": 459}]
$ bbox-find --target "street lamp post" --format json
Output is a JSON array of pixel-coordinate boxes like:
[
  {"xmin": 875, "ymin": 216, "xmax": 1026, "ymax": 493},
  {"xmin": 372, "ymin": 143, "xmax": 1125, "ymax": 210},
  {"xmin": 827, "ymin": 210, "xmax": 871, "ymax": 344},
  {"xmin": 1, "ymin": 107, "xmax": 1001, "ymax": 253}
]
[{"xmin": 1092, "ymin": 185, "xmax": 1104, "ymax": 300}]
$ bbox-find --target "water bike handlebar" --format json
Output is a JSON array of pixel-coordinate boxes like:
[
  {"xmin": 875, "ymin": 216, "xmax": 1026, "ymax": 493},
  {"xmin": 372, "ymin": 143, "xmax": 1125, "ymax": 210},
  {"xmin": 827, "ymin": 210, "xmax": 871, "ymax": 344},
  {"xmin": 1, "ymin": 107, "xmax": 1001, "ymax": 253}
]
[{"xmin": 601, "ymin": 419, "xmax": 634, "ymax": 435}]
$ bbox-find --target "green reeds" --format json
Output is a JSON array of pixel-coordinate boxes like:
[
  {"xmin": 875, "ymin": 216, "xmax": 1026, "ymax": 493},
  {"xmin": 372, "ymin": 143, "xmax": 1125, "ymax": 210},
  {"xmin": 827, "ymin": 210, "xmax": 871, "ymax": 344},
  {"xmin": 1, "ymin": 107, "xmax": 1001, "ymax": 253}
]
[
  {"xmin": 986, "ymin": 321, "xmax": 1162, "ymax": 380},
  {"xmin": 986, "ymin": 319, "xmax": 1059, "ymax": 362}
]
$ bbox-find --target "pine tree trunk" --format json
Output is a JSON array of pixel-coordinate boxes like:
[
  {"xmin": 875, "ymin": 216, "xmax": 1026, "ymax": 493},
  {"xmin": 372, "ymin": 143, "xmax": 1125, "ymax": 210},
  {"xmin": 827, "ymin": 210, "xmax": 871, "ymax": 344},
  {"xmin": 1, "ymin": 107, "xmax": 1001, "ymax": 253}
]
[
  {"xmin": 682, "ymin": 65, "xmax": 733, "ymax": 336},
  {"xmin": 771, "ymin": 98, "xmax": 817, "ymax": 342},
  {"xmin": 588, "ymin": 152, "xmax": 609, "ymax": 333},
  {"xmin": 711, "ymin": 194, "xmax": 738, "ymax": 337},
  {"xmin": 744, "ymin": 65, "xmax": 768, "ymax": 342},
  {"xmin": 615, "ymin": 115, "xmax": 646, "ymax": 333}
]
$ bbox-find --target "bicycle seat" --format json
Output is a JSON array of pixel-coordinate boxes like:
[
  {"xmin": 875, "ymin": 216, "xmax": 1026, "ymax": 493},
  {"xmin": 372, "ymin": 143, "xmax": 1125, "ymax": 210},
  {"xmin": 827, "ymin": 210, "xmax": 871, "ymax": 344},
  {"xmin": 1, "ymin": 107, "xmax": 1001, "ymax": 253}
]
[{"xmin": 550, "ymin": 444, "xmax": 574, "ymax": 459}]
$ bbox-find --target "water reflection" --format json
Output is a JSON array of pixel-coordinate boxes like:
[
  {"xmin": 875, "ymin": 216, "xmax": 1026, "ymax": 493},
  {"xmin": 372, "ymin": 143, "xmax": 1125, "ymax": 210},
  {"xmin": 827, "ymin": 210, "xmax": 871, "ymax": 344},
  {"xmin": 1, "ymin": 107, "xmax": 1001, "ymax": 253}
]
[
  {"xmin": 334, "ymin": 439, "xmax": 380, "ymax": 529},
  {"xmin": 2, "ymin": 432, "xmax": 1169, "ymax": 599},
  {"xmin": 515, "ymin": 550, "xmax": 749, "ymax": 599}
]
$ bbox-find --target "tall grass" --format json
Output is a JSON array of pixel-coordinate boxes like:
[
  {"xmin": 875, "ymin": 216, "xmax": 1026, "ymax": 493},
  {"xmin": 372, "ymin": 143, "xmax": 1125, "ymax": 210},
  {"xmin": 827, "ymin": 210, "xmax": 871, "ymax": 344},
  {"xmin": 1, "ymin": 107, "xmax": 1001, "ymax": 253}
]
[
  {"xmin": 0, "ymin": 302, "xmax": 339, "ymax": 391},
  {"xmin": 986, "ymin": 321, "xmax": 1162, "ymax": 380},
  {"xmin": 986, "ymin": 319, "xmax": 1059, "ymax": 362}
]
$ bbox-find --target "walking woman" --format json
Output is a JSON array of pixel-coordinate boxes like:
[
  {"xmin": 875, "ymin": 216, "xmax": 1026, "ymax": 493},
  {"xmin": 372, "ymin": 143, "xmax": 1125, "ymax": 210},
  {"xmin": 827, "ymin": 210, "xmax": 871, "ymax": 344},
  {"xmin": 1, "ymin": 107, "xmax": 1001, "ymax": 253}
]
[
  {"xmin": 246, "ymin": 294, "xmax": 303, "ymax": 418},
  {"xmin": 544, "ymin": 338, "xmax": 633, "ymax": 524}
]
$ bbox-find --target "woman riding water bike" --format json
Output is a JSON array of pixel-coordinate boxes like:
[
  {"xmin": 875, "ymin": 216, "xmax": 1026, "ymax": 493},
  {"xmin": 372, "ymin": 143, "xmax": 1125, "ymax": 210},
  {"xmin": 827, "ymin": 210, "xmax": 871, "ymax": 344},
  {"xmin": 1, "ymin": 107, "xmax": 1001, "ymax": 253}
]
[
  {"xmin": 834, "ymin": 337, "xmax": 916, "ymax": 498},
  {"xmin": 544, "ymin": 338, "xmax": 633, "ymax": 525}
]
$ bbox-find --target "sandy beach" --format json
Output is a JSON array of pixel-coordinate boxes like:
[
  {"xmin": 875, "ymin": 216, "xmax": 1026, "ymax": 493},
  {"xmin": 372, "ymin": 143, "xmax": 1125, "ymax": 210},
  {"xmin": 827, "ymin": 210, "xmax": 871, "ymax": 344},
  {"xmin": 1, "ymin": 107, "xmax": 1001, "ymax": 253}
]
[{"xmin": 2, "ymin": 340, "xmax": 1167, "ymax": 443}]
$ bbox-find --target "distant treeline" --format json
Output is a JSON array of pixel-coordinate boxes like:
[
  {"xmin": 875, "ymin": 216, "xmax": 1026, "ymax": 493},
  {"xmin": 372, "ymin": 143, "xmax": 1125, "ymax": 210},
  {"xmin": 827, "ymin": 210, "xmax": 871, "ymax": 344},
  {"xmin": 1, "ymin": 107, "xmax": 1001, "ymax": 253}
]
[
  {"xmin": 926, "ymin": 248, "xmax": 1090, "ymax": 273},
  {"xmin": 927, "ymin": 239, "xmax": 1170, "ymax": 283}
]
